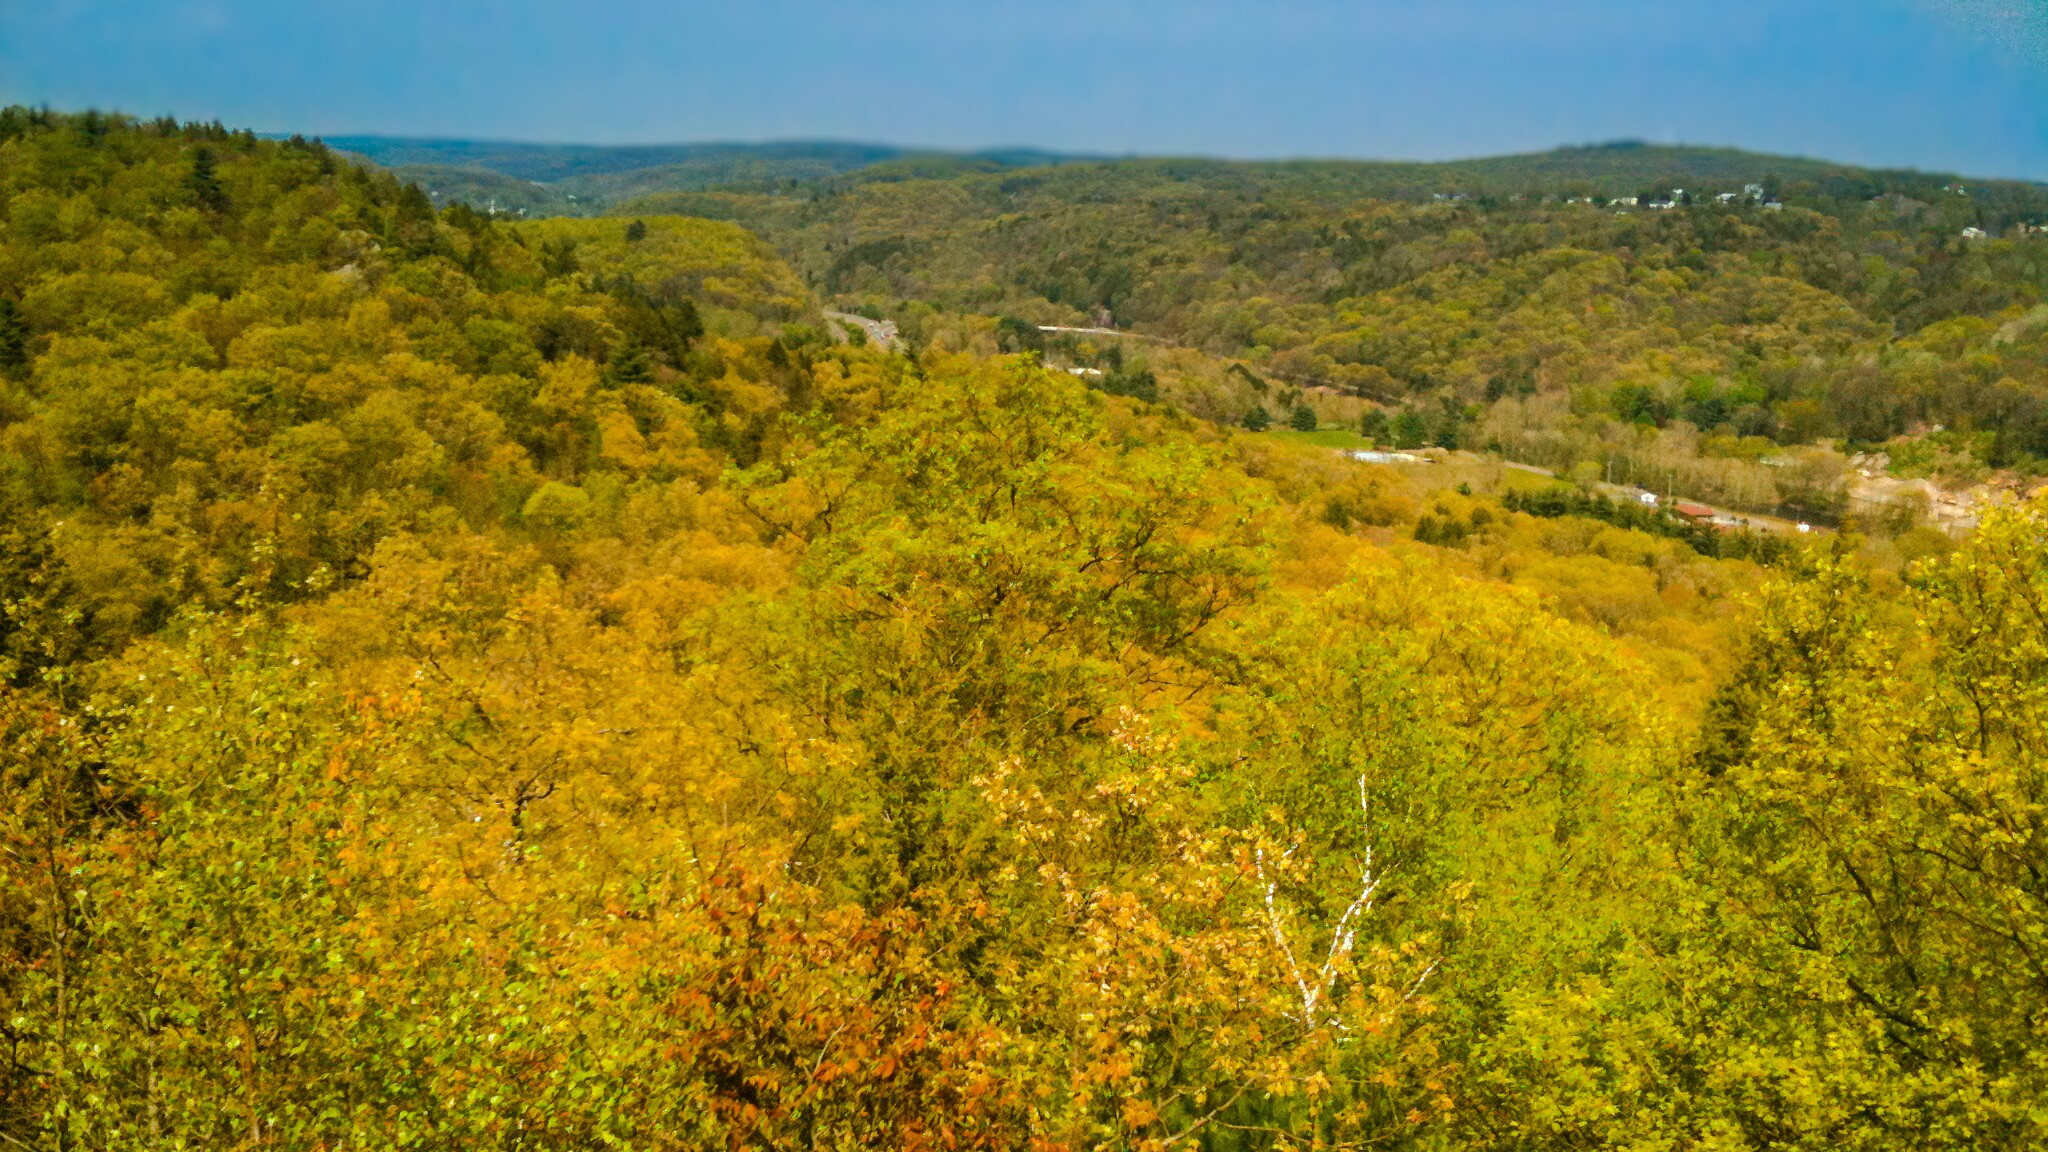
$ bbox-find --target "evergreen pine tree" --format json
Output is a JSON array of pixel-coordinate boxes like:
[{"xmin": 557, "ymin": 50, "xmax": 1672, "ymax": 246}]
[
  {"xmin": 607, "ymin": 339, "xmax": 654, "ymax": 385},
  {"xmin": 0, "ymin": 299, "xmax": 25, "ymax": 373},
  {"xmin": 392, "ymin": 183, "xmax": 441, "ymax": 255},
  {"xmin": 1359, "ymin": 408, "xmax": 1389, "ymax": 445},
  {"xmin": 187, "ymin": 146, "xmax": 228, "ymax": 212},
  {"xmin": 540, "ymin": 236, "xmax": 580, "ymax": 281}
]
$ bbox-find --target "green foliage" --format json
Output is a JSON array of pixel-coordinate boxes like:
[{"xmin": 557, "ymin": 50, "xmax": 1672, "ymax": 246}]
[
  {"xmin": 184, "ymin": 144, "xmax": 228, "ymax": 212},
  {"xmin": 1653, "ymin": 497, "xmax": 2048, "ymax": 1145},
  {"xmin": 1098, "ymin": 363, "xmax": 1158, "ymax": 403},
  {"xmin": 1390, "ymin": 406, "xmax": 1430, "ymax": 448},
  {"xmin": 380, "ymin": 131, "xmax": 2048, "ymax": 230},
  {"xmin": 3, "ymin": 107, "xmax": 2047, "ymax": 1151},
  {"xmin": 994, "ymin": 313, "xmax": 1044, "ymax": 352},
  {"xmin": 520, "ymin": 214, "xmax": 808, "ymax": 323},
  {"xmin": 616, "ymin": 149, "xmax": 2048, "ymax": 514},
  {"xmin": 0, "ymin": 298, "xmax": 25, "ymax": 372},
  {"xmin": 1502, "ymin": 484, "xmax": 1795, "ymax": 563}
]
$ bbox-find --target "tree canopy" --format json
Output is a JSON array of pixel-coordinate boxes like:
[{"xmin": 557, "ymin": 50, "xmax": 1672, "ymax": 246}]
[{"xmin": 2, "ymin": 108, "xmax": 2048, "ymax": 1150}]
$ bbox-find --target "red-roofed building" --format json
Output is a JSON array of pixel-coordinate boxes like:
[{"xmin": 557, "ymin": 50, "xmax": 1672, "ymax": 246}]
[{"xmin": 1672, "ymin": 501, "xmax": 1717, "ymax": 520}]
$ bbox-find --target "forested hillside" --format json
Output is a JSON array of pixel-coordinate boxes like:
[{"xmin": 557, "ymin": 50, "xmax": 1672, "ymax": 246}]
[
  {"xmin": 358, "ymin": 132, "xmax": 2047, "ymax": 220},
  {"xmin": 619, "ymin": 148, "xmax": 2048, "ymax": 527},
  {"xmin": 342, "ymin": 137, "xmax": 1091, "ymax": 218},
  {"xmin": 6, "ymin": 108, "xmax": 2048, "ymax": 1150}
]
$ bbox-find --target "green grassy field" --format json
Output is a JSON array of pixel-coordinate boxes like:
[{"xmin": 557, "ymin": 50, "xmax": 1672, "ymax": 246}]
[{"xmin": 1264, "ymin": 427, "xmax": 1378, "ymax": 450}]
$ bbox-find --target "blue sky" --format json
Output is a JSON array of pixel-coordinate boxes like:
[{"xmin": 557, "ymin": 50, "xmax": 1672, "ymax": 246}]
[{"xmin": 4, "ymin": 0, "xmax": 2045, "ymax": 178}]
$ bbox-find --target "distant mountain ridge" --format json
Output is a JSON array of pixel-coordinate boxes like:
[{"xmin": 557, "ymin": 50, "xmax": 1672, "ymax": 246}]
[
  {"xmin": 307, "ymin": 133, "xmax": 2047, "ymax": 219},
  {"xmin": 320, "ymin": 136, "xmax": 1095, "ymax": 215},
  {"xmin": 324, "ymin": 137, "xmax": 916, "ymax": 183}
]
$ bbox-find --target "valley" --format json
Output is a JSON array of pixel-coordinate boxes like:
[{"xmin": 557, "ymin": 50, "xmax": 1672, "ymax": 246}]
[{"xmin": 0, "ymin": 108, "xmax": 2045, "ymax": 1150}]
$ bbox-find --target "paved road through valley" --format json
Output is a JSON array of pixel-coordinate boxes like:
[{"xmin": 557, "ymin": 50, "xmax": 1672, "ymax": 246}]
[{"xmin": 824, "ymin": 310, "xmax": 901, "ymax": 351}]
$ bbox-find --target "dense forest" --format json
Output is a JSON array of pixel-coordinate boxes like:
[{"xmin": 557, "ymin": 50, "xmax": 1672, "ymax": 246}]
[
  {"xmin": 4, "ymin": 108, "xmax": 2048, "ymax": 1150},
  {"xmin": 618, "ymin": 152, "xmax": 2048, "ymax": 528},
  {"xmin": 359, "ymin": 134, "xmax": 2048, "ymax": 522}
]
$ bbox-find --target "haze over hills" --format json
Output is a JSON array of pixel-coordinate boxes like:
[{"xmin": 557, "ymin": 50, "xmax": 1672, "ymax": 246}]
[
  {"xmin": 325, "ymin": 133, "xmax": 2048, "ymax": 219},
  {"xmin": 324, "ymin": 137, "xmax": 915, "ymax": 181},
  {"xmin": 326, "ymin": 136, "xmax": 1096, "ymax": 216}
]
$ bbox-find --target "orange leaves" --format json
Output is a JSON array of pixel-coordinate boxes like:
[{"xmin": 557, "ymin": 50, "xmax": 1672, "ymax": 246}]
[{"xmin": 616, "ymin": 868, "xmax": 1034, "ymax": 1149}]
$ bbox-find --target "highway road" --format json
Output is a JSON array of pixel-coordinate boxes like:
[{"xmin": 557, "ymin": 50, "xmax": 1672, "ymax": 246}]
[
  {"xmin": 824, "ymin": 310, "xmax": 901, "ymax": 351},
  {"xmin": 1037, "ymin": 325, "xmax": 1169, "ymax": 343}
]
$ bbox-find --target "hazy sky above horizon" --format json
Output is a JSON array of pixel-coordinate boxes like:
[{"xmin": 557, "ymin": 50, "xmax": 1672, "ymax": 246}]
[{"xmin": 4, "ymin": 0, "xmax": 2045, "ymax": 178}]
